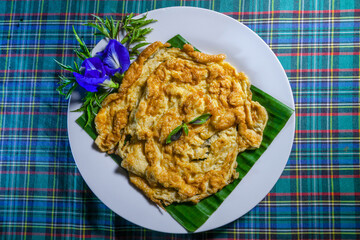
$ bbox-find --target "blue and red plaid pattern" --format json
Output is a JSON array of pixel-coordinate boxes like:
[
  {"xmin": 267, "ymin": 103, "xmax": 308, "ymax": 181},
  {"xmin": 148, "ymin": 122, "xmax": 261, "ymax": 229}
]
[{"xmin": 0, "ymin": 0, "xmax": 359, "ymax": 239}]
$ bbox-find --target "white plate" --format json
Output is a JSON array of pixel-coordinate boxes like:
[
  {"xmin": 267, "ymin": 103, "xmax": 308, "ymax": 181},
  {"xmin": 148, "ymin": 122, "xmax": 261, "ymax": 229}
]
[{"xmin": 68, "ymin": 7, "xmax": 295, "ymax": 233}]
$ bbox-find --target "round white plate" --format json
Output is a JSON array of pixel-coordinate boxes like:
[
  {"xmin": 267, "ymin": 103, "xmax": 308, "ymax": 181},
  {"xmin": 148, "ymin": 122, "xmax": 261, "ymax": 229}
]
[{"xmin": 68, "ymin": 6, "xmax": 295, "ymax": 233}]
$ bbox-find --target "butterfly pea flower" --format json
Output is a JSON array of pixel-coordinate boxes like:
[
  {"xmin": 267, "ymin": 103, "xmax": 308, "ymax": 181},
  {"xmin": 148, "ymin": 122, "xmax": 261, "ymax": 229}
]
[
  {"xmin": 73, "ymin": 40, "xmax": 129, "ymax": 92},
  {"xmin": 73, "ymin": 57, "xmax": 113, "ymax": 92},
  {"xmin": 97, "ymin": 39, "xmax": 130, "ymax": 76}
]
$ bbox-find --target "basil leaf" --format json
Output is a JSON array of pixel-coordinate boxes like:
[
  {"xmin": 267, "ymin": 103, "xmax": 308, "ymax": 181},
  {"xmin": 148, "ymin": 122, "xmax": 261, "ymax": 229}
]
[
  {"xmin": 188, "ymin": 113, "xmax": 212, "ymax": 125},
  {"xmin": 170, "ymin": 129, "xmax": 183, "ymax": 142},
  {"xmin": 166, "ymin": 124, "xmax": 183, "ymax": 144},
  {"xmin": 183, "ymin": 123, "xmax": 189, "ymax": 136}
]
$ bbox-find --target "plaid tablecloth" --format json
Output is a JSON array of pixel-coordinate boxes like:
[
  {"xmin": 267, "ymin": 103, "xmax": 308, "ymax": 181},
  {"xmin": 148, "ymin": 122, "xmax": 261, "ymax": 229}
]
[{"xmin": 0, "ymin": 0, "xmax": 359, "ymax": 239}]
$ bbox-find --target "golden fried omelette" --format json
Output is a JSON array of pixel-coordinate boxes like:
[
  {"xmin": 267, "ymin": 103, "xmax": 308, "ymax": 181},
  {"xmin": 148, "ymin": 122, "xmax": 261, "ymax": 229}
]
[{"xmin": 94, "ymin": 42, "xmax": 268, "ymax": 206}]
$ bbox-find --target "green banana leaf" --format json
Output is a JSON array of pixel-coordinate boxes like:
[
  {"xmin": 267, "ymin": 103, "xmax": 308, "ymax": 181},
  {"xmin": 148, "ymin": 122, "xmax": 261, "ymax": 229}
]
[{"xmin": 76, "ymin": 34, "xmax": 294, "ymax": 232}]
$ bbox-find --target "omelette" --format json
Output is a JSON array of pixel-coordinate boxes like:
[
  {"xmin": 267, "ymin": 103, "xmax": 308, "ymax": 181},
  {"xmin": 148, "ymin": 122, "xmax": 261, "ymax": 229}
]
[{"xmin": 94, "ymin": 42, "xmax": 268, "ymax": 207}]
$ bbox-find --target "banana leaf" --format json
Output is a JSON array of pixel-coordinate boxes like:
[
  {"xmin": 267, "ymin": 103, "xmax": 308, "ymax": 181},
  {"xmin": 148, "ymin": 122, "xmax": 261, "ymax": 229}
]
[{"xmin": 76, "ymin": 34, "xmax": 294, "ymax": 232}]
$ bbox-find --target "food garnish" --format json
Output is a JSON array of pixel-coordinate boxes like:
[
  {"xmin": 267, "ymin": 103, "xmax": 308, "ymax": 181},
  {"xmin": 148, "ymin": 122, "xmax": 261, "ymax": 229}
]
[
  {"xmin": 166, "ymin": 113, "xmax": 212, "ymax": 144},
  {"xmin": 55, "ymin": 14, "xmax": 155, "ymax": 126}
]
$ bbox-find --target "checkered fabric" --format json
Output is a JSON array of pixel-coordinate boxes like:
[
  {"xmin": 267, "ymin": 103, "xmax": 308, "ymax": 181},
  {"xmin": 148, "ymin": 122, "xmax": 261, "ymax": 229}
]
[{"xmin": 0, "ymin": 0, "xmax": 359, "ymax": 239}]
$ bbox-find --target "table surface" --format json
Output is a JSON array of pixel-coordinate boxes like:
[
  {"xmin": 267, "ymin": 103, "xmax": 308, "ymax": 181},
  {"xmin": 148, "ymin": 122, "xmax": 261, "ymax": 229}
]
[{"xmin": 0, "ymin": 0, "xmax": 359, "ymax": 239}]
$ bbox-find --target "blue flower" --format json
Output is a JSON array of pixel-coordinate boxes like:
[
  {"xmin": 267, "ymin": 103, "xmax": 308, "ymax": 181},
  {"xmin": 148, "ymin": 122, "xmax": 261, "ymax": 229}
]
[
  {"xmin": 72, "ymin": 40, "xmax": 130, "ymax": 92},
  {"xmin": 73, "ymin": 57, "xmax": 110, "ymax": 92},
  {"xmin": 97, "ymin": 39, "xmax": 130, "ymax": 76}
]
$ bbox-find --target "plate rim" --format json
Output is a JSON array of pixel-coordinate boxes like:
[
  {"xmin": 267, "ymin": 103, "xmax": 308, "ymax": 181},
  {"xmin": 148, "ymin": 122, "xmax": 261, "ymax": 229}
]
[{"xmin": 67, "ymin": 6, "xmax": 295, "ymax": 234}]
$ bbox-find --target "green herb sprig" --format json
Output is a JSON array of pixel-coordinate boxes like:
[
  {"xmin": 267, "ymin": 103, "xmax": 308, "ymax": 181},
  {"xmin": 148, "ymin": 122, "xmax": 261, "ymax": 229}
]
[
  {"xmin": 55, "ymin": 75, "xmax": 78, "ymax": 99},
  {"xmin": 166, "ymin": 113, "xmax": 212, "ymax": 144},
  {"xmin": 85, "ymin": 15, "xmax": 121, "ymax": 40},
  {"xmin": 55, "ymin": 14, "xmax": 155, "ymax": 127},
  {"xmin": 188, "ymin": 113, "xmax": 212, "ymax": 125},
  {"xmin": 86, "ymin": 13, "xmax": 156, "ymax": 57},
  {"xmin": 120, "ymin": 13, "xmax": 156, "ymax": 57},
  {"xmin": 72, "ymin": 26, "xmax": 92, "ymax": 60},
  {"xmin": 55, "ymin": 26, "xmax": 90, "ymax": 99},
  {"xmin": 72, "ymin": 91, "xmax": 111, "ymax": 127}
]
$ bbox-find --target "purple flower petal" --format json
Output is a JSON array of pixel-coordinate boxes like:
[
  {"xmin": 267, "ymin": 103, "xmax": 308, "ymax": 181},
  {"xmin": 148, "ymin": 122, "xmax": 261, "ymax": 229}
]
[
  {"xmin": 73, "ymin": 57, "xmax": 110, "ymax": 92},
  {"xmin": 73, "ymin": 72, "xmax": 109, "ymax": 92},
  {"xmin": 82, "ymin": 57, "xmax": 106, "ymax": 76},
  {"xmin": 97, "ymin": 40, "xmax": 130, "ymax": 76}
]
